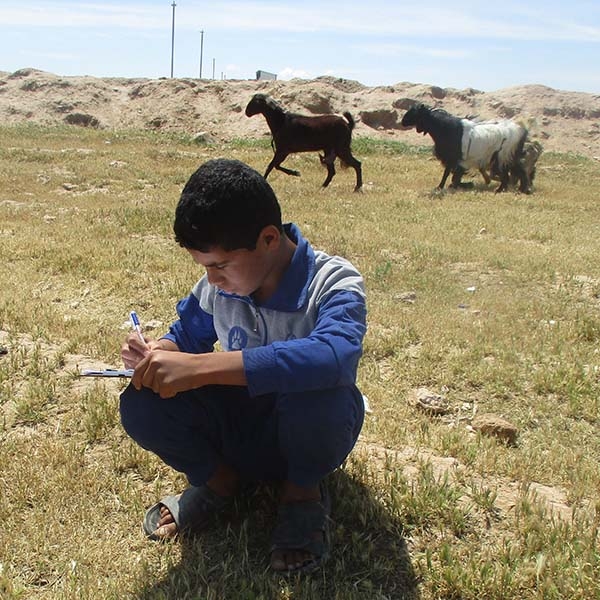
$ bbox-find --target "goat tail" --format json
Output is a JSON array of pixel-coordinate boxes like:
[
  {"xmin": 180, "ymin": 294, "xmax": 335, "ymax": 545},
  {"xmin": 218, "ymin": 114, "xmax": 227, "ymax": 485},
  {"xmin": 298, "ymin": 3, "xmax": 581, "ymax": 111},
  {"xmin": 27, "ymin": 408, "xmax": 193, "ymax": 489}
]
[
  {"xmin": 517, "ymin": 128, "xmax": 529, "ymax": 157},
  {"xmin": 343, "ymin": 111, "xmax": 356, "ymax": 131}
]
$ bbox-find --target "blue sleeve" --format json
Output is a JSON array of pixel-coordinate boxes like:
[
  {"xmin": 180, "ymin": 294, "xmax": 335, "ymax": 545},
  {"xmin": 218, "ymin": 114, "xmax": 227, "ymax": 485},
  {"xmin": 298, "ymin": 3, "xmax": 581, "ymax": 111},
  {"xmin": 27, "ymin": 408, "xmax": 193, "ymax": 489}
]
[
  {"xmin": 242, "ymin": 290, "xmax": 366, "ymax": 397},
  {"xmin": 161, "ymin": 293, "xmax": 217, "ymax": 354}
]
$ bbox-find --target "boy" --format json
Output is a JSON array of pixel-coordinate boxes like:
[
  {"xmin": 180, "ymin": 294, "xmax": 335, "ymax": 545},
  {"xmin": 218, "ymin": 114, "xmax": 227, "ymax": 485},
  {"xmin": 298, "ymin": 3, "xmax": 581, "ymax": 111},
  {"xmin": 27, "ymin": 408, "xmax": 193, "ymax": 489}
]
[{"xmin": 120, "ymin": 158, "xmax": 366, "ymax": 574}]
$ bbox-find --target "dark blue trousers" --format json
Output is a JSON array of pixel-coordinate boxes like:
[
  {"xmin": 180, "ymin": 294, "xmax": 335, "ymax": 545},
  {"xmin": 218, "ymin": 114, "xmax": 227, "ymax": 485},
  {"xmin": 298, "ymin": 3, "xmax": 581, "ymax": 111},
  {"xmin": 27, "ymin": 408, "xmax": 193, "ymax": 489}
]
[{"xmin": 119, "ymin": 383, "xmax": 364, "ymax": 488}]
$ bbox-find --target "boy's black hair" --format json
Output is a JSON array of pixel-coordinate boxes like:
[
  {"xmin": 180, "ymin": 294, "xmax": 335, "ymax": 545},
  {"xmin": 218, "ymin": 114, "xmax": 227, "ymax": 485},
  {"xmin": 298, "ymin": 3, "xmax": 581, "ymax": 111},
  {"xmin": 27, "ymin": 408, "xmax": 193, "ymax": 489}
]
[{"xmin": 174, "ymin": 158, "xmax": 283, "ymax": 252}]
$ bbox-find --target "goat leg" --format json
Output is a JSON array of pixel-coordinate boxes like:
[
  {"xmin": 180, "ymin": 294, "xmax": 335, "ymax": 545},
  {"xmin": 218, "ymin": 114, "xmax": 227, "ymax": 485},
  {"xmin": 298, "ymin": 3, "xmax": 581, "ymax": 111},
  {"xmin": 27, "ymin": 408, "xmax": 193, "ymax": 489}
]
[
  {"xmin": 513, "ymin": 164, "xmax": 531, "ymax": 194},
  {"xmin": 276, "ymin": 165, "xmax": 301, "ymax": 177},
  {"xmin": 264, "ymin": 160, "xmax": 276, "ymax": 179},
  {"xmin": 353, "ymin": 164, "xmax": 363, "ymax": 192},
  {"xmin": 494, "ymin": 168, "xmax": 510, "ymax": 193},
  {"xmin": 322, "ymin": 162, "xmax": 336, "ymax": 187},
  {"xmin": 334, "ymin": 149, "xmax": 362, "ymax": 192},
  {"xmin": 319, "ymin": 150, "xmax": 335, "ymax": 187},
  {"xmin": 438, "ymin": 166, "xmax": 452, "ymax": 189},
  {"xmin": 264, "ymin": 152, "xmax": 300, "ymax": 179},
  {"xmin": 449, "ymin": 167, "xmax": 466, "ymax": 188}
]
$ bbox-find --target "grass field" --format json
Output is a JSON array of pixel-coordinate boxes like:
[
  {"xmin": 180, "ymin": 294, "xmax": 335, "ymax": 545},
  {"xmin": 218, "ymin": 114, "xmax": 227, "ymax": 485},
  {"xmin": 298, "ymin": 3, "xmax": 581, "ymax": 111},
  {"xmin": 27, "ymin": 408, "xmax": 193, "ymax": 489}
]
[{"xmin": 1, "ymin": 124, "xmax": 599, "ymax": 599}]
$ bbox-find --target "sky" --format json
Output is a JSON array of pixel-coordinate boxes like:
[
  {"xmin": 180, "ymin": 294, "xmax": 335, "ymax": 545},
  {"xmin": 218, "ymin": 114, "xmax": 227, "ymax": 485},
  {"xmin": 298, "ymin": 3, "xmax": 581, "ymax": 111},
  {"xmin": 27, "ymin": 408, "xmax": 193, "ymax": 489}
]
[{"xmin": 1, "ymin": 1, "xmax": 599, "ymax": 94}]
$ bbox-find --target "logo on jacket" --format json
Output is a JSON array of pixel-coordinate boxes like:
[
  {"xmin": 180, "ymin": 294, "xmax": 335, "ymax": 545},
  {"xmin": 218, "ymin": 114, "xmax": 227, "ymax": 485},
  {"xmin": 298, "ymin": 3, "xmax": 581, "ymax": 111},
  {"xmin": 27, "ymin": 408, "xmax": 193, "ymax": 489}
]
[{"xmin": 228, "ymin": 326, "xmax": 248, "ymax": 350}]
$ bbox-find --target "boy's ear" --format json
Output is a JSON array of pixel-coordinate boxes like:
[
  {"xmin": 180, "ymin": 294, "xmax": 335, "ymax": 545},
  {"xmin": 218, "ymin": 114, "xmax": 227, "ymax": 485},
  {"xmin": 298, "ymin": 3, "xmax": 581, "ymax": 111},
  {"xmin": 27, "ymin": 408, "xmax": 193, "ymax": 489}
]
[{"xmin": 259, "ymin": 225, "xmax": 281, "ymax": 248}]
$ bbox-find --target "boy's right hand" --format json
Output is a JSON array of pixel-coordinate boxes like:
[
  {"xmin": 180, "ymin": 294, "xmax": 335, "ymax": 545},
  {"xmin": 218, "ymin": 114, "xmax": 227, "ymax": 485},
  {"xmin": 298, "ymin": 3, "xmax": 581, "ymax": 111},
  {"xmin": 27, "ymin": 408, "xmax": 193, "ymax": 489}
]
[{"xmin": 121, "ymin": 332, "xmax": 151, "ymax": 369}]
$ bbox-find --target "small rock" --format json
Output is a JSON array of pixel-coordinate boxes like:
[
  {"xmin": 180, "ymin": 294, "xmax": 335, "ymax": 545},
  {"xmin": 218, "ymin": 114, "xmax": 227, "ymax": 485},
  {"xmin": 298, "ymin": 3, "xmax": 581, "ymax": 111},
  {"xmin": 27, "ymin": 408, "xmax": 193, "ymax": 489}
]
[
  {"xmin": 472, "ymin": 413, "xmax": 519, "ymax": 445},
  {"xmin": 392, "ymin": 98, "xmax": 416, "ymax": 111},
  {"xmin": 413, "ymin": 387, "xmax": 450, "ymax": 415},
  {"xmin": 192, "ymin": 131, "xmax": 212, "ymax": 144},
  {"xmin": 430, "ymin": 86, "xmax": 446, "ymax": 100},
  {"xmin": 65, "ymin": 112, "xmax": 99, "ymax": 128},
  {"xmin": 396, "ymin": 291, "xmax": 417, "ymax": 304},
  {"xmin": 144, "ymin": 319, "xmax": 163, "ymax": 331}
]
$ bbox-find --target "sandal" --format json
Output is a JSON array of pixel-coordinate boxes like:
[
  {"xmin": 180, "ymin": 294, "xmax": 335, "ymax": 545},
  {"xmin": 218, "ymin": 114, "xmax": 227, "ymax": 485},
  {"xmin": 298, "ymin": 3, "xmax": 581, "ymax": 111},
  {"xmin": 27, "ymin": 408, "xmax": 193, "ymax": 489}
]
[
  {"xmin": 143, "ymin": 485, "xmax": 230, "ymax": 540},
  {"xmin": 270, "ymin": 480, "xmax": 331, "ymax": 574}
]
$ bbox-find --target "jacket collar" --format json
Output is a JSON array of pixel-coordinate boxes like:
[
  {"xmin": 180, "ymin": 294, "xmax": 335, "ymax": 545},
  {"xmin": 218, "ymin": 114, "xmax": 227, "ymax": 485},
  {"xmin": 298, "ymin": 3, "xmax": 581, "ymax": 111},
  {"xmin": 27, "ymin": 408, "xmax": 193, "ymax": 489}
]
[{"xmin": 218, "ymin": 223, "xmax": 315, "ymax": 311}]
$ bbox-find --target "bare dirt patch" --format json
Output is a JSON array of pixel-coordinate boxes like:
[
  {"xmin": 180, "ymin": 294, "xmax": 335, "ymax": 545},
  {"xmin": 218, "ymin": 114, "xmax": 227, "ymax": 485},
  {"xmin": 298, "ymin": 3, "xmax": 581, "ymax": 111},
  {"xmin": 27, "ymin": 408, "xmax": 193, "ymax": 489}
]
[{"xmin": 1, "ymin": 68, "xmax": 599, "ymax": 159}]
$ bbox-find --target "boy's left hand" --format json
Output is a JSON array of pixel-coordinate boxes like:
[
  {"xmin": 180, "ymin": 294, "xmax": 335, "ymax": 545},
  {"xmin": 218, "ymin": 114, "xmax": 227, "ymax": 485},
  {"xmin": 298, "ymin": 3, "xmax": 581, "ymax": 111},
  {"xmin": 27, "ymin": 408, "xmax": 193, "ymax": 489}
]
[
  {"xmin": 132, "ymin": 349, "xmax": 247, "ymax": 398},
  {"xmin": 132, "ymin": 349, "xmax": 201, "ymax": 398}
]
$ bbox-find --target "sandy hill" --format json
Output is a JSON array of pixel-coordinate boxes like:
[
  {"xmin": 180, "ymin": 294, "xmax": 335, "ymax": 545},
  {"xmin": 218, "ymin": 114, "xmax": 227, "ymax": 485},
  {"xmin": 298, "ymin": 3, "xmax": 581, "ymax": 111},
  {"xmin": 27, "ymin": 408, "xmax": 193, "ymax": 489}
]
[{"xmin": 1, "ymin": 68, "xmax": 599, "ymax": 159}]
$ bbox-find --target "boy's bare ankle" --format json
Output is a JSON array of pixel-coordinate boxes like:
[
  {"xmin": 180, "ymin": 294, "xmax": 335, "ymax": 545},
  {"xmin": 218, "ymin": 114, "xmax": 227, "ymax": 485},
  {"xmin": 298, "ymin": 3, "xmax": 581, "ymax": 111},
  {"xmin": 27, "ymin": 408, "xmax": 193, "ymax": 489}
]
[
  {"xmin": 206, "ymin": 463, "xmax": 240, "ymax": 497},
  {"xmin": 280, "ymin": 480, "xmax": 321, "ymax": 503}
]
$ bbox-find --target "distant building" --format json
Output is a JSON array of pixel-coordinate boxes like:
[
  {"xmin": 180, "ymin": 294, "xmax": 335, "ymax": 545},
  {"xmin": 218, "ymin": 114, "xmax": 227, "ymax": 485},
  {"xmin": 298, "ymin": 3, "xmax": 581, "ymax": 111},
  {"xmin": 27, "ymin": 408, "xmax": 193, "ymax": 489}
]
[{"xmin": 256, "ymin": 70, "xmax": 277, "ymax": 81}]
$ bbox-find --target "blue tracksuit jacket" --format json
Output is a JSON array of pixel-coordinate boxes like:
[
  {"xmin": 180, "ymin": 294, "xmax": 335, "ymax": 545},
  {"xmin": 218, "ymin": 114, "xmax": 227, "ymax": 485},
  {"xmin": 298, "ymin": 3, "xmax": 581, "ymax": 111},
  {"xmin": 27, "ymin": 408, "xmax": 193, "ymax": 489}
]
[{"xmin": 161, "ymin": 223, "xmax": 367, "ymax": 397}]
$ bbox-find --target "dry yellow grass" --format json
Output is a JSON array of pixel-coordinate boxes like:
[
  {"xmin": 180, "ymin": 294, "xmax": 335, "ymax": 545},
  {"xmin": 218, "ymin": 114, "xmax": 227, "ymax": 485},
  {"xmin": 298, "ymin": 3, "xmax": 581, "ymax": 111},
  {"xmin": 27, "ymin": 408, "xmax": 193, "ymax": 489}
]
[{"xmin": 1, "ymin": 125, "xmax": 599, "ymax": 599}]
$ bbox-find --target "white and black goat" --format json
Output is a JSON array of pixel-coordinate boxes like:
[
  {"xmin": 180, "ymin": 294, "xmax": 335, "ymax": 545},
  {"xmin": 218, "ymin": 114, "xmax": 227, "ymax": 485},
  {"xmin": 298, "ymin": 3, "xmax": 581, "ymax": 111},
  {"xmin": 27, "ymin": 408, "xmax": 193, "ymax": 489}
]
[
  {"xmin": 245, "ymin": 93, "xmax": 363, "ymax": 191},
  {"xmin": 401, "ymin": 103, "xmax": 530, "ymax": 193}
]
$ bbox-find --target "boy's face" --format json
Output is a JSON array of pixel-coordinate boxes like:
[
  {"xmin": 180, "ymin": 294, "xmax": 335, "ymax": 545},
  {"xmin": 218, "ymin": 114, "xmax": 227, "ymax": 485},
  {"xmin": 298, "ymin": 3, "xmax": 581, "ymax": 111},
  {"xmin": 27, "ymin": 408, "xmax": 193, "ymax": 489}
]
[{"xmin": 186, "ymin": 227, "xmax": 279, "ymax": 298}]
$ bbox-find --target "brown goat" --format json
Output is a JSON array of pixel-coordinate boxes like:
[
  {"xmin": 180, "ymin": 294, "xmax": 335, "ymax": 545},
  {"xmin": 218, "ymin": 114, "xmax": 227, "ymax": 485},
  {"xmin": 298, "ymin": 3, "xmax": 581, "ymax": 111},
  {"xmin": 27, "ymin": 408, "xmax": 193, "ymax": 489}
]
[{"xmin": 245, "ymin": 93, "xmax": 362, "ymax": 191}]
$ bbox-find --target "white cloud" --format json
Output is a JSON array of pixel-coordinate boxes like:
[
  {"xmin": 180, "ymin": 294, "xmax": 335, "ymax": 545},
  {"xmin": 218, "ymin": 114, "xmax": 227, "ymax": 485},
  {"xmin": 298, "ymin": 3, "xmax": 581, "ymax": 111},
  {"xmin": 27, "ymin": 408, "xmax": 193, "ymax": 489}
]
[
  {"xmin": 223, "ymin": 63, "xmax": 244, "ymax": 78},
  {"xmin": 359, "ymin": 43, "xmax": 470, "ymax": 60},
  {"xmin": 28, "ymin": 50, "xmax": 78, "ymax": 60},
  {"xmin": 188, "ymin": 2, "xmax": 600, "ymax": 43},
  {"xmin": 278, "ymin": 67, "xmax": 312, "ymax": 80},
  {"xmin": 2, "ymin": 1, "xmax": 598, "ymax": 43},
  {"xmin": 0, "ymin": 2, "xmax": 164, "ymax": 29}
]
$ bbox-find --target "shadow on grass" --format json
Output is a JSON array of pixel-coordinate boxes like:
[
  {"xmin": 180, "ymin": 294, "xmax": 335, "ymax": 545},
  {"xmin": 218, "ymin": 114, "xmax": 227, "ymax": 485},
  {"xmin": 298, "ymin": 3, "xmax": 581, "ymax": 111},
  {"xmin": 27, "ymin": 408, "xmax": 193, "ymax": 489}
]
[{"xmin": 134, "ymin": 468, "xmax": 420, "ymax": 600}]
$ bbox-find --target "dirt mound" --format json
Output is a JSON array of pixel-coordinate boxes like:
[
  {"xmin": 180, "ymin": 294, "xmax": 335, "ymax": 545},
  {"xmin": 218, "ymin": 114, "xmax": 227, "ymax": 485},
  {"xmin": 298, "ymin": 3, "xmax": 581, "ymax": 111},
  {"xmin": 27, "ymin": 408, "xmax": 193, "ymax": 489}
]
[{"xmin": 1, "ymin": 68, "xmax": 599, "ymax": 158}]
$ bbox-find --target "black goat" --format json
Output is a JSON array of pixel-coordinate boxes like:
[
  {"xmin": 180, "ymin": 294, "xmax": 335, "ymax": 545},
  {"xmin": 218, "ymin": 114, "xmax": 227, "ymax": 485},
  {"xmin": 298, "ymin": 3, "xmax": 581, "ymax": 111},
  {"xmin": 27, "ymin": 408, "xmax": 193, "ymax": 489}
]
[
  {"xmin": 245, "ymin": 93, "xmax": 362, "ymax": 191},
  {"xmin": 401, "ymin": 103, "xmax": 529, "ymax": 193}
]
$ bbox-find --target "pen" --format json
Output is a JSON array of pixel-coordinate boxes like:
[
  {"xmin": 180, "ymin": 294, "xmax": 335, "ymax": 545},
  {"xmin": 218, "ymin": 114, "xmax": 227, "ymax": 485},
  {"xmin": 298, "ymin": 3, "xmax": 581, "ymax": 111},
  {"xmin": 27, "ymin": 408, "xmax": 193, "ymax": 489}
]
[{"xmin": 129, "ymin": 311, "xmax": 146, "ymax": 344}]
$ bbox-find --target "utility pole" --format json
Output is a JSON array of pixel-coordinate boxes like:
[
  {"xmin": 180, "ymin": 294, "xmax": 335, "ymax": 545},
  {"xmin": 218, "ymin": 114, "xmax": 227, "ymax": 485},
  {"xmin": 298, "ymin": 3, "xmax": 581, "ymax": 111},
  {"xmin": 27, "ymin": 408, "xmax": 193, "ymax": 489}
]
[
  {"xmin": 170, "ymin": 1, "xmax": 176, "ymax": 78},
  {"xmin": 199, "ymin": 30, "xmax": 204, "ymax": 78},
  {"xmin": 212, "ymin": 58, "xmax": 215, "ymax": 80}
]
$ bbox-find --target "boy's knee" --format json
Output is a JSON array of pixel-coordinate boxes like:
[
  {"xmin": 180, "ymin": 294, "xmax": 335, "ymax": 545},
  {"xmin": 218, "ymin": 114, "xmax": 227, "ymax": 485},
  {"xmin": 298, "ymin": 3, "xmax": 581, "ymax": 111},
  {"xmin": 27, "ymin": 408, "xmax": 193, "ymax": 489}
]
[
  {"xmin": 278, "ymin": 387, "xmax": 364, "ymax": 459},
  {"xmin": 119, "ymin": 387, "xmax": 140, "ymax": 437},
  {"xmin": 119, "ymin": 385, "xmax": 161, "ymax": 447}
]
